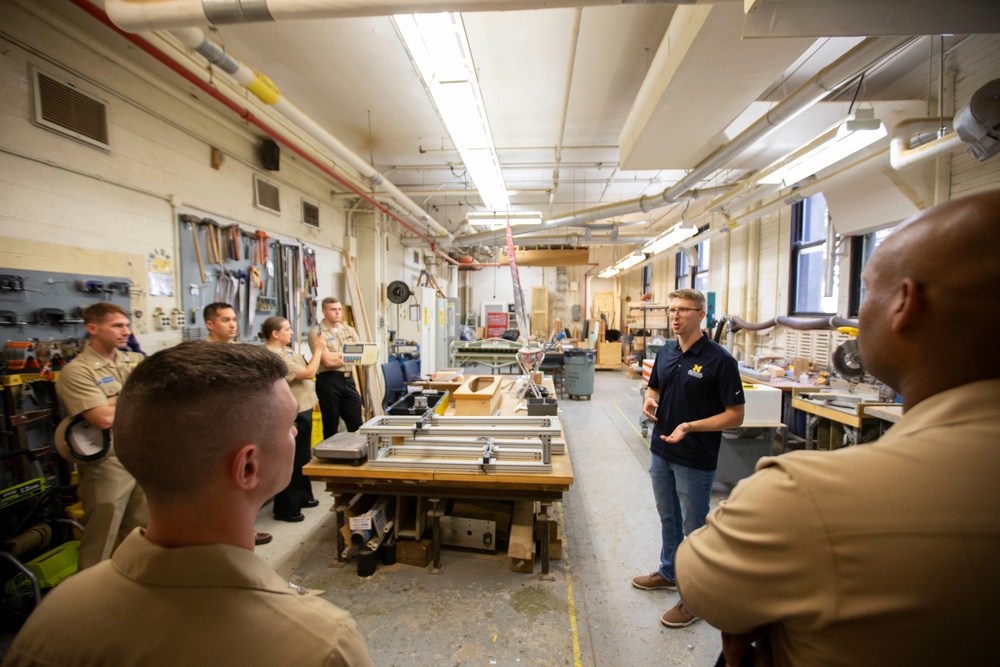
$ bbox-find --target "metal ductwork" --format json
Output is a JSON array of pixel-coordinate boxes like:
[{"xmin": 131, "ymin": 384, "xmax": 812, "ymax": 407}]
[
  {"xmin": 457, "ymin": 35, "xmax": 914, "ymax": 247},
  {"xmin": 107, "ymin": 0, "xmax": 696, "ymax": 32},
  {"xmin": 168, "ymin": 26, "xmax": 453, "ymax": 242}
]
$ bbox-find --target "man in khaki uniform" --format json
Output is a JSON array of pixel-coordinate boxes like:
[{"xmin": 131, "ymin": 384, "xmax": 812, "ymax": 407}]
[
  {"xmin": 4, "ymin": 342, "xmax": 373, "ymax": 667},
  {"xmin": 676, "ymin": 190, "xmax": 1000, "ymax": 666},
  {"xmin": 203, "ymin": 301, "xmax": 239, "ymax": 342},
  {"xmin": 308, "ymin": 297, "xmax": 363, "ymax": 439},
  {"xmin": 55, "ymin": 302, "xmax": 146, "ymax": 569},
  {"xmin": 203, "ymin": 301, "xmax": 271, "ymax": 546}
]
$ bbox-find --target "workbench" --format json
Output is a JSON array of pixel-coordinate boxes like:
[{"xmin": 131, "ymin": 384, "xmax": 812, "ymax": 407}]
[
  {"xmin": 790, "ymin": 395, "xmax": 892, "ymax": 450},
  {"xmin": 304, "ymin": 377, "xmax": 573, "ymax": 574}
]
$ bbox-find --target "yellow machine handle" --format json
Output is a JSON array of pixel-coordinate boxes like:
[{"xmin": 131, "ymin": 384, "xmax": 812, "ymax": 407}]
[{"xmin": 838, "ymin": 326, "xmax": 859, "ymax": 337}]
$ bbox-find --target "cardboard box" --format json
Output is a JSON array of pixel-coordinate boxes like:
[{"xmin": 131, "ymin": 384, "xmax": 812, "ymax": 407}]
[
  {"xmin": 396, "ymin": 538, "xmax": 432, "ymax": 567},
  {"xmin": 548, "ymin": 539, "xmax": 562, "ymax": 561}
]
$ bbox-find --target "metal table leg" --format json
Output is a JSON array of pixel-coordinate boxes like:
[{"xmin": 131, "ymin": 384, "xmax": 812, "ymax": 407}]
[
  {"xmin": 331, "ymin": 494, "xmax": 350, "ymax": 566},
  {"xmin": 428, "ymin": 497, "xmax": 444, "ymax": 573},
  {"xmin": 537, "ymin": 502, "xmax": 554, "ymax": 580}
]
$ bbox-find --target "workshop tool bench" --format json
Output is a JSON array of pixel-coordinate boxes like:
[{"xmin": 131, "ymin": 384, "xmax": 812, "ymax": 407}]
[{"xmin": 304, "ymin": 377, "xmax": 573, "ymax": 575}]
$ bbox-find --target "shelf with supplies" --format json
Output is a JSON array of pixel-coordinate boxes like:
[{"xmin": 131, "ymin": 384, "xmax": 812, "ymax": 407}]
[{"xmin": 626, "ymin": 304, "xmax": 672, "ymax": 359}]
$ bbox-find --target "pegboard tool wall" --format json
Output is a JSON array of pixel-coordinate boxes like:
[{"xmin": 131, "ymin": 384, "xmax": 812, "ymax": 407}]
[
  {"xmin": 0, "ymin": 268, "xmax": 133, "ymax": 344},
  {"xmin": 176, "ymin": 212, "xmax": 320, "ymax": 343}
]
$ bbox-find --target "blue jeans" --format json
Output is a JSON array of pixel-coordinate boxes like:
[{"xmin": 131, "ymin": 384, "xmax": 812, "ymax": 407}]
[{"xmin": 648, "ymin": 453, "xmax": 715, "ymax": 582}]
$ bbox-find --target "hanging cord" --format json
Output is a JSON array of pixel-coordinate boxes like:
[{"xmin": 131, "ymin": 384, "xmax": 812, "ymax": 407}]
[{"xmin": 848, "ymin": 72, "xmax": 865, "ymax": 115}]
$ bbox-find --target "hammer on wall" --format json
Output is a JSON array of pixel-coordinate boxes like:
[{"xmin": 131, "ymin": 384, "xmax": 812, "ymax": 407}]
[{"xmin": 179, "ymin": 214, "xmax": 206, "ymax": 283}]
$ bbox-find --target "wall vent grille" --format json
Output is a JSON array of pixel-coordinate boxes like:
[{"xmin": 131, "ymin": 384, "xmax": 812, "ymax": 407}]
[
  {"xmin": 254, "ymin": 176, "xmax": 281, "ymax": 214},
  {"xmin": 32, "ymin": 68, "xmax": 110, "ymax": 151},
  {"xmin": 302, "ymin": 200, "xmax": 320, "ymax": 228}
]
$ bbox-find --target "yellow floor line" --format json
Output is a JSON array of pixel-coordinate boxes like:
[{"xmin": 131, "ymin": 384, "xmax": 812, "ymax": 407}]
[
  {"xmin": 612, "ymin": 400, "xmax": 648, "ymax": 441},
  {"xmin": 557, "ymin": 501, "xmax": 584, "ymax": 667}
]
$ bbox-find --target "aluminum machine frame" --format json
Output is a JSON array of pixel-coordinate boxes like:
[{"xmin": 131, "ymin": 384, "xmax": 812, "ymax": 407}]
[{"xmin": 359, "ymin": 413, "xmax": 563, "ymax": 474}]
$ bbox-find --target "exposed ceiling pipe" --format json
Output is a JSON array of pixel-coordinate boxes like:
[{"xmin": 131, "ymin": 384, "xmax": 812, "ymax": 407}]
[
  {"xmin": 329, "ymin": 188, "xmax": 551, "ymax": 199},
  {"xmin": 71, "ymin": 0, "xmax": 463, "ymax": 267},
  {"xmin": 550, "ymin": 8, "xmax": 582, "ymax": 209},
  {"xmin": 105, "ymin": 0, "xmax": 680, "ymax": 32},
  {"xmin": 456, "ymin": 35, "xmax": 915, "ymax": 246},
  {"xmin": 890, "ymin": 118, "xmax": 966, "ymax": 170},
  {"xmin": 167, "ymin": 27, "xmax": 452, "ymax": 242}
]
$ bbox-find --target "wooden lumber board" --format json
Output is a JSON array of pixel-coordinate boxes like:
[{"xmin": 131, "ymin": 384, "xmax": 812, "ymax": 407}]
[
  {"xmin": 343, "ymin": 251, "xmax": 385, "ymax": 414},
  {"xmin": 507, "ymin": 500, "xmax": 536, "ymax": 560}
]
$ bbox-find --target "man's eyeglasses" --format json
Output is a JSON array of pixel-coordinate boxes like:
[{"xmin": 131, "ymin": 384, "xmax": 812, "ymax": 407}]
[{"xmin": 667, "ymin": 307, "xmax": 702, "ymax": 315}]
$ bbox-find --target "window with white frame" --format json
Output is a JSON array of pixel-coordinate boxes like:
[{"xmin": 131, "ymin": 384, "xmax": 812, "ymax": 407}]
[
  {"xmin": 789, "ymin": 193, "xmax": 837, "ymax": 315},
  {"xmin": 675, "ymin": 238, "xmax": 710, "ymax": 292}
]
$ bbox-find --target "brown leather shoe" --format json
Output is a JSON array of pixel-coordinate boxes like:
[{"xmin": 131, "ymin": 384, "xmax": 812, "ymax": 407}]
[
  {"xmin": 254, "ymin": 532, "xmax": 273, "ymax": 546},
  {"xmin": 660, "ymin": 599, "xmax": 699, "ymax": 628},
  {"xmin": 631, "ymin": 571, "xmax": 677, "ymax": 591}
]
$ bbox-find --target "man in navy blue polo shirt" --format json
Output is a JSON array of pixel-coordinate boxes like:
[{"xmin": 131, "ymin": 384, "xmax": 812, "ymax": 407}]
[{"xmin": 631, "ymin": 288, "xmax": 745, "ymax": 628}]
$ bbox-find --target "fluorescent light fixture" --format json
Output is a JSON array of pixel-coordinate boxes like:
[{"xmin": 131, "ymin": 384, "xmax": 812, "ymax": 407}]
[
  {"xmin": 758, "ymin": 109, "xmax": 887, "ymax": 187},
  {"xmin": 393, "ymin": 13, "xmax": 510, "ymax": 210},
  {"xmin": 467, "ymin": 211, "xmax": 542, "ymax": 230},
  {"xmin": 642, "ymin": 220, "xmax": 698, "ymax": 256},
  {"xmin": 597, "ymin": 250, "xmax": 646, "ymax": 279},
  {"xmin": 597, "ymin": 266, "xmax": 619, "ymax": 279}
]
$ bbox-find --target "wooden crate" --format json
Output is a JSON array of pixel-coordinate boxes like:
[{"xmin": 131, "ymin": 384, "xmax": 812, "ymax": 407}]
[
  {"xmin": 596, "ymin": 341, "xmax": 621, "ymax": 369},
  {"xmin": 453, "ymin": 375, "xmax": 504, "ymax": 416}
]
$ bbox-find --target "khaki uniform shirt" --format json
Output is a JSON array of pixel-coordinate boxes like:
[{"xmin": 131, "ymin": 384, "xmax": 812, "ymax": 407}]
[
  {"xmin": 268, "ymin": 345, "xmax": 318, "ymax": 413},
  {"xmin": 308, "ymin": 321, "xmax": 360, "ymax": 374},
  {"xmin": 676, "ymin": 379, "xmax": 1000, "ymax": 667},
  {"xmin": 3, "ymin": 529, "xmax": 373, "ymax": 667},
  {"xmin": 56, "ymin": 345, "xmax": 143, "ymax": 419}
]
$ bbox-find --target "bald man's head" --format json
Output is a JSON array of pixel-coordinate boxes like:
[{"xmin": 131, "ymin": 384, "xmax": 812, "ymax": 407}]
[{"xmin": 859, "ymin": 189, "xmax": 1000, "ymax": 407}]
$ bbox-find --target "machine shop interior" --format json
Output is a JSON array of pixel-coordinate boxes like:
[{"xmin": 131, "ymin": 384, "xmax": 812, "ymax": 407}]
[{"xmin": 1, "ymin": 0, "xmax": 999, "ymax": 664}]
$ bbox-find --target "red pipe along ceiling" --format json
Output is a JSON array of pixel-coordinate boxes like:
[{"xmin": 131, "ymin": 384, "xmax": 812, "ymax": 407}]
[{"xmin": 71, "ymin": 0, "xmax": 462, "ymax": 267}]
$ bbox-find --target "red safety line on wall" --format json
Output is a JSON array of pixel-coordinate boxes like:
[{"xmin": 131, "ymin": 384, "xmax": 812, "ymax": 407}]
[{"xmin": 71, "ymin": 0, "xmax": 462, "ymax": 267}]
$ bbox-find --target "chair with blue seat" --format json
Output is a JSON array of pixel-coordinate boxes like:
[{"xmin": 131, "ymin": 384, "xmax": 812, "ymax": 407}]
[
  {"xmin": 381, "ymin": 361, "xmax": 405, "ymax": 409},
  {"xmin": 403, "ymin": 358, "xmax": 421, "ymax": 383}
]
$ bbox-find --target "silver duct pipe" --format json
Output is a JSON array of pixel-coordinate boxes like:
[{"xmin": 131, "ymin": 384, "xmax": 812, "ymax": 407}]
[
  {"xmin": 400, "ymin": 234, "xmax": 655, "ymax": 248},
  {"xmin": 106, "ymin": 0, "xmax": 685, "ymax": 32},
  {"xmin": 169, "ymin": 27, "xmax": 453, "ymax": 241},
  {"xmin": 457, "ymin": 35, "xmax": 914, "ymax": 247},
  {"xmin": 889, "ymin": 118, "xmax": 965, "ymax": 170}
]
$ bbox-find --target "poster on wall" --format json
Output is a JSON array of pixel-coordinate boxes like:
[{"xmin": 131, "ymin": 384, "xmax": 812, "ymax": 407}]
[{"xmin": 147, "ymin": 250, "xmax": 174, "ymax": 297}]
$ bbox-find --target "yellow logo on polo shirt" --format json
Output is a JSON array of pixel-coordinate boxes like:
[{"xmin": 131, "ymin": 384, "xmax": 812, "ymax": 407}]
[{"xmin": 688, "ymin": 364, "xmax": 703, "ymax": 379}]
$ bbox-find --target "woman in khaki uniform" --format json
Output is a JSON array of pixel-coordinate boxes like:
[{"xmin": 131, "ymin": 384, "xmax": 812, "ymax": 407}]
[{"xmin": 261, "ymin": 317, "xmax": 325, "ymax": 522}]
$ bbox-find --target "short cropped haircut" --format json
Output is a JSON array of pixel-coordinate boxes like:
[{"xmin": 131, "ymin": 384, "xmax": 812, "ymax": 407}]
[
  {"xmin": 114, "ymin": 342, "xmax": 288, "ymax": 502},
  {"xmin": 667, "ymin": 288, "xmax": 706, "ymax": 310},
  {"xmin": 203, "ymin": 302, "xmax": 234, "ymax": 322},
  {"xmin": 260, "ymin": 316, "xmax": 287, "ymax": 342},
  {"xmin": 320, "ymin": 297, "xmax": 341, "ymax": 309},
  {"xmin": 82, "ymin": 302, "xmax": 128, "ymax": 324}
]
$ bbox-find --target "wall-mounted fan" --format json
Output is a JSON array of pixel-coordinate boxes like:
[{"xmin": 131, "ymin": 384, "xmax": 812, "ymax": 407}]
[{"xmin": 386, "ymin": 280, "xmax": 411, "ymax": 304}]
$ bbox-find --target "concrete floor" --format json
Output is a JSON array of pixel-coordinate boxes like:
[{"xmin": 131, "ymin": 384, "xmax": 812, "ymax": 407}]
[
  {"xmin": 256, "ymin": 367, "xmax": 731, "ymax": 667},
  {"xmin": 0, "ymin": 367, "xmax": 735, "ymax": 665}
]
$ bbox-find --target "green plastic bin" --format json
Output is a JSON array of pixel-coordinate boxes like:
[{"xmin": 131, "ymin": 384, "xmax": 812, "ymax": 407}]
[{"xmin": 564, "ymin": 350, "xmax": 596, "ymax": 399}]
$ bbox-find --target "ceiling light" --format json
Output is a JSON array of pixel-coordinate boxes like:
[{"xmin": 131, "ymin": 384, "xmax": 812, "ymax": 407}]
[
  {"xmin": 393, "ymin": 13, "xmax": 510, "ymax": 210},
  {"xmin": 758, "ymin": 110, "xmax": 888, "ymax": 187},
  {"xmin": 597, "ymin": 266, "xmax": 619, "ymax": 279},
  {"xmin": 467, "ymin": 210, "xmax": 542, "ymax": 230},
  {"xmin": 642, "ymin": 220, "xmax": 698, "ymax": 256},
  {"xmin": 615, "ymin": 250, "xmax": 647, "ymax": 271}
]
